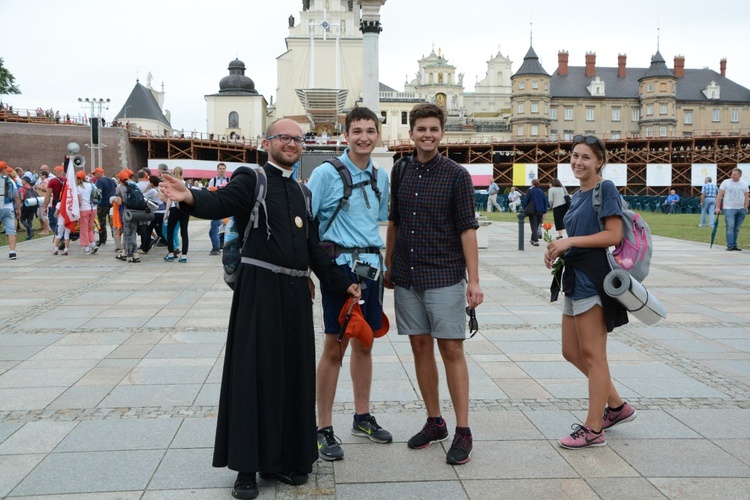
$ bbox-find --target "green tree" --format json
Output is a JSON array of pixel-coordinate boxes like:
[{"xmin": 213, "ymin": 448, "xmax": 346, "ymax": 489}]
[{"xmin": 0, "ymin": 58, "xmax": 21, "ymax": 95}]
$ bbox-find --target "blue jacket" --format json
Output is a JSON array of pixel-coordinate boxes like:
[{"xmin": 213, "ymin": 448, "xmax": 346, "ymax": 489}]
[{"xmin": 523, "ymin": 186, "xmax": 549, "ymax": 213}]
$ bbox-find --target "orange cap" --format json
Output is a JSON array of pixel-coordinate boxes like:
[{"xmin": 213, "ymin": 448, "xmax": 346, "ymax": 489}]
[
  {"xmin": 75, "ymin": 170, "xmax": 86, "ymax": 179},
  {"xmin": 373, "ymin": 312, "xmax": 390, "ymax": 338},
  {"xmin": 53, "ymin": 166, "xmax": 64, "ymax": 174},
  {"xmin": 117, "ymin": 171, "xmax": 130, "ymax": 182},
  {"xmin": 338, "ymin": 297, "xmax": 374, "ymax": 348},
  {"xmin": 0, "ymin": 161, "xmax": 7, "ymax": 169},
  {"xmin": 94, "ymin": 168, "xmax": 105, "ymax": 174}
]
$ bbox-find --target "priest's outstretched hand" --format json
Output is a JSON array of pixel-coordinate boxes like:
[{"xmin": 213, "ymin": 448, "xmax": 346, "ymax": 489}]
[{"xmin": 160, "ymin": 174, "xmax": 195, "ymax": 206}]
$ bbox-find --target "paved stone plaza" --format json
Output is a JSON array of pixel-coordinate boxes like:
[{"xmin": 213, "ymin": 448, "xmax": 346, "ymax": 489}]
[{"xmin": 1, "ymin": 220, "xmax": 750, "ymax": 499}]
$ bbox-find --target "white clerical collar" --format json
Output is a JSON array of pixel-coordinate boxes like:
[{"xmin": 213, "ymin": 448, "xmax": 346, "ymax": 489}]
[{"xmin": 267, "ymin": 162, "xmax": 294, "ymax": 178}]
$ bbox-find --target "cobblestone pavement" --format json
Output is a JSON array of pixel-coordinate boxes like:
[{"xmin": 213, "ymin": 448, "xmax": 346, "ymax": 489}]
[{"xmin": 1, "ymin": 220, "xmax": 750, "ymax": 499}]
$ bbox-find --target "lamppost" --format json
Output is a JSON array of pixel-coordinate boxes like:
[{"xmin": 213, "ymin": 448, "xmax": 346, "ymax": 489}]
[{"xmin": 78, "ymin": 97, "xmax": 110, "ymax": 172}]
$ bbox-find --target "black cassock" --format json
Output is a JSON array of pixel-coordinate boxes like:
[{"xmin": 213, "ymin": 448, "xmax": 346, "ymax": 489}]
[{"xmin": 185, "ymin": 163, "xmax": 352, "ymax": 474}]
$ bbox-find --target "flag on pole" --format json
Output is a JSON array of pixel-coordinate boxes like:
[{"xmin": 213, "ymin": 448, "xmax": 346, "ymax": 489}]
[{"xmin": 59, "ymin": 163, "xmax": 80, "ymax": 231}]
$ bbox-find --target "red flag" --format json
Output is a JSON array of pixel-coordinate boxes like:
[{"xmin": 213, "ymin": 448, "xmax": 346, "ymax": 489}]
[{"xmin": 59, "ymin": 163, "xmax": 80, "ymax": 231}]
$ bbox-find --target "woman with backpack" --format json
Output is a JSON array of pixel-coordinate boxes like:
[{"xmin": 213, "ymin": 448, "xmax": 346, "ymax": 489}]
[
  {"xmin": 543, "ymin": 135, "xmax": 635, "ymax": 450},
  {"xmin": 164, "ymin": 166, "xmax": 190, "ymax": 263},
  {"xmin": 75, "ymin": 171, "xmax": 98, "ymax": 255},
  {"xmin": 113, "ymin": 170, "xmax": 140, "ymax": 263}
]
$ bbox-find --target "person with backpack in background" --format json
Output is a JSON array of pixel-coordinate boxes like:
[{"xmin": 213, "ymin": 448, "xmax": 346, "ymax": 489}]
[
  {"xmin": 113, "ymin": 170, "xmax": 141, "ymax": 263},
  {"xmin": 19, "ymin": 174, "xmax": 38, "ymax": 240},
  {"xmin": 1, "ymin": 161, "xmax": 21, "ymax": 259},
  {"xmin": 523, "ymin": 178, "xmax": 548, "ymax": 246},
  {"xmin": 543, "ymin": 134, "xmax": 635, "ymax": 450},
  {"xmin": 307, "ymin": 107, "xmax": 392, "ymax": 462},
  {"xmin": 207, "ymin": 162, "xmax": 229, "ymax": 255},
  {"xmin": 93, "ymin": 168, "xmax": 118, "ymax": 250},
  {"xmin": 163, "ymin": 166, "xmax": 191, "ymax": 263},
  {"xmin": 43, "ymin": 166, "xmax": 65, "ymax": 235},
  {"xmin": 159, "ymin": 118, "xmax": 360, "ymax": 500},
  {"xmin": 75, "ymin": 170, "xmax": 98, "ymax": 255}
]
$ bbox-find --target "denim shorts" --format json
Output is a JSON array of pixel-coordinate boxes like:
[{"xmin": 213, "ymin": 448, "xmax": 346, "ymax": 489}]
[
  {"xmin": 0, "ymin": 208, "xmax": 17, "ymax": 236},
  {"xmin": 394, "ymin": 280, "xmax": 467, "ymax": 339},
  {"xmin": 562, "ymin": 294, "xmax": 602, "ymax": 316}
]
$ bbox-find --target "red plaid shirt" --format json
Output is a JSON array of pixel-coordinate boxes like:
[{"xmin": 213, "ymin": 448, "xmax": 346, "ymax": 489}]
[{"xmin": 389, "ymin": 153, "xmax": 478, "ymax": 290}]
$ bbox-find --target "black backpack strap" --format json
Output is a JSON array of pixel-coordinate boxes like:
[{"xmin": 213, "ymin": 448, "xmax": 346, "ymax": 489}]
[{"xmin": 323, "ymin": 157, "xmax": 353, "ymax": 234}]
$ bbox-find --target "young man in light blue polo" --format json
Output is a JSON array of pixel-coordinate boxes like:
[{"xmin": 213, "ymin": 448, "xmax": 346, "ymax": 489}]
[{"xmin": 307, "ymin": 107, "xmax": 392, "ymax": 461}]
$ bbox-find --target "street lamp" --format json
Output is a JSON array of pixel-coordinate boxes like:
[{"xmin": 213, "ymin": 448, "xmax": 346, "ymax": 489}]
[{"xmin": 77, "ymin": 97, "xmax": 110, "ymax": 171}]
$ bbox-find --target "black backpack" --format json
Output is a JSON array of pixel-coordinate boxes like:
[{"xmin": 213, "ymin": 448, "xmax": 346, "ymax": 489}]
[
  {"xmin": 124, "ymin": 181, "xmax": 147, "ymax": 210},
  {"xmin": 321, "ymin": 157, "xmax": 381, "ymax": 233}
]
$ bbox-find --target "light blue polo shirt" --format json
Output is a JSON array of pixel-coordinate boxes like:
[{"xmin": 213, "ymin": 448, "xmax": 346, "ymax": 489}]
[{"xmin": 307, "ymin": 149, "xmax": 389, "ymax": 269}]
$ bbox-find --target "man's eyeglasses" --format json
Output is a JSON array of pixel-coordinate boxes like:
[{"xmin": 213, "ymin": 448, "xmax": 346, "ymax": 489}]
[
  {"xmin": 572, "ymin": 135, "xmax": 603, "ymax": 149},
  {"xmin": 465, "ymin": 307, "xmax": 479, "ymax": 338},
  {"xmin": 267, "ymin": 134, "xmax": 305, "ymax": 145}
]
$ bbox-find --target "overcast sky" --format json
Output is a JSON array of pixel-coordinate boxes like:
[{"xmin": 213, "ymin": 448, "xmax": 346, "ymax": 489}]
[{"xmin": 2, "ymin": 0, "xmax": 748, "ymax": 133}]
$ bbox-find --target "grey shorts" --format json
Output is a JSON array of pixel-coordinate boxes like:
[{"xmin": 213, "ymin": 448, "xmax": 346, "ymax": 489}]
[
  {"xmin": 562, "ymin": 294, "xmax": 602, "ymax": 316},
  {"xmin": 394, "ymin": 281, "xmax": 467, "ymax": 339}
]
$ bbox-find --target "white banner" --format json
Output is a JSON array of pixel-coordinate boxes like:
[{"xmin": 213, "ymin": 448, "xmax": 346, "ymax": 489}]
[
  {"xmin": 737, "ymin": 164, "xmax": 750, "ymax": 179},
  {"xmin": 646, "ymin": 164, "xmax": 672, "ymax": 187},
  {"xmin": 556, "ymin": 163, "xmax": 578, "ymax": 187},
  {"xmin": 691, "ymin": 164, "xmax": 717, "ymax": 186},
  {"xmin": 602, "ymin": 164, "xmax": 628, "ymax": 186}
]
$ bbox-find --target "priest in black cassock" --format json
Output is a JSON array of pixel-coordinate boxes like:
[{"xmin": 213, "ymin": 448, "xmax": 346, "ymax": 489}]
[{"xmin": 160, "ymin": 118, "xmax": 360, "ymax": 500}]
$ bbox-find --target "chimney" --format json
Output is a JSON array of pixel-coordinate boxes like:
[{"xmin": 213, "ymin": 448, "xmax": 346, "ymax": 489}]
[
  {"xmin": 557, "ymin": 50, "xmax": 569, "ymax": 76},
  {"xmin": 585, "ymin": 52, "xmax": 596, "ymax": 77},
  {"xmin": 618, "ymin": 53, "xmax": 627, "ymax": 78},
  {"xmin": 720, "ymin": 58, "xmax": 727, "ymax": 77},
  {"xmin": 674, "ymin": 55, "xmax": 685, "ymax": 78}
]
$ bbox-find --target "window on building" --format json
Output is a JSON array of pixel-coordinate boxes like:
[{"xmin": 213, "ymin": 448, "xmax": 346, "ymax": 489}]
[
  {"xmin": 732, "ymin": 109, "xmax": 739, "ymax": 122},
  {"xmin": 517, "ymin": 125, "xmax": 525, "ymax": 136},
  {"xmin": 564, "ymin": 108, "xmax": 573, "ymax": 121},
  {"xmin": 713, "ymin": 108, "xmax": 720, "ymax": 122},
  {"xmin": 632, "ymin": 109, "xmax": 640, "ymax": 121},
  {"xmin": 228, "ymin": 111, "xmax": 239, "ymax": 129},
  {"xmin": 401, "ymin": 111, "xmax": 408, "ymax": 125},
  {"xmin": 531, "ymin": 102, "xmax": 538, "ymax": 114},
  {"xmin": 544, "ymin": 104, "xmax": 548, "ymax": 114},
  {"xmin": 544, "ymin": 82, "xmax": 549, "ymax": 91},
  {"xmin": 646, "ymin": 126, "xmax": 653, "ymax": 137},
  {"xmin": 611, "ymin": 131, "xmax": 621, "ymax": 139},
  {"xmin": 646, "ymin": 105, "xmax": 653, "ymax": 116},
  {"xmin": 586, "ymin": 108, "xmax": 594, "ymax": 121},
  {"xmin": 518, "ymin": 81, "xmax": 525, "ymax": 90},
  {"xmin": 550, "ymin": 131, "xmax": 558, "ymax": 141},
  {"xmin": 612, "ymin": 109, "xmax": 620, "ymax": 122},
  {"xmin": 532, "ymin": 81, "xmax": 539, "ymax": 89},
  {"xmin": 531, "ymin": 125, "xmax": 539, "ymax": 136},
  {"xmin": 550, "ymin": 108, "xmax": 557, "ymax": 120},
  {"xmin": 518, "ymin": 103, "xmax": 525, "ymax": 113},
  {"xmin": 684, "ymin": 111, "xmax": 692, "ymax": 124},
  {"xmin": 563, "ymin": 131, "xmax": 574, "ymax": 140},
  {"xmin": 381, "ymin": 111, "xmax": 387, "ymax": 124},
  {"xmin": 660, "ymin": 105, "xmax": 667, "ymax": 115},
  {"xmin": 647, "ymin": 83, "xmax": 654, "ymax": 92},
  {"xmin": 659, "ymin": 126, "xmax": 667, "ymax": 137}
]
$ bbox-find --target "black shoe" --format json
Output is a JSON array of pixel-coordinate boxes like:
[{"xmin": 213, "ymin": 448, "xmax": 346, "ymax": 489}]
[
  {"xmin": 209, "ymin": 249, "xmax": 221, "ymax": 256},
  {"xmin": 531, "ymin": 241, "xmax": 539, "ymax": 246},
  {"xmin": 259, "ymin": 471, "xmax": 309, "ymax": 486},
  {"xmin": 446, "ymin": 433, "xmax": 473, "ymax": 465},
  {"xmin": 733, "ymin": 247, "xmax": 742, "ymax": 251},
  {"xmin": 232, "ymin": 472, "xmax": 258, "ymax": 499},
  {"xmin": 407, "ymin": 419, "xmax": 449, "ymax": 449}
]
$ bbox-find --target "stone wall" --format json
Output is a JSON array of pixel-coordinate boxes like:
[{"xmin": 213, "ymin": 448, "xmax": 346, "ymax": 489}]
[{"xmin": 0, "ymin": 123, "xmax": 147, "ymax": 177}]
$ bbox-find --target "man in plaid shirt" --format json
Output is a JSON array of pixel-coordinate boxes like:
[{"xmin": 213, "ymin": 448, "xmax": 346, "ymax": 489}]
[{"xmin": 385, "ymin": 103, "xmax": 483, "ymax": 465}]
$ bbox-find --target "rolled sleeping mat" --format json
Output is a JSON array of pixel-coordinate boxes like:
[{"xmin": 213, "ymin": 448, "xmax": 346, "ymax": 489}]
[
  {"xmin": 603, "ymin": 269, "xmax": 667, "ymax": 325},
  {"xmin": 24, "ymin": 197, "xmax": 44, "ymax": 207},
  {"xmin": 123, "ymin": 208, "xmax": 155, "ymax": 222}
]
